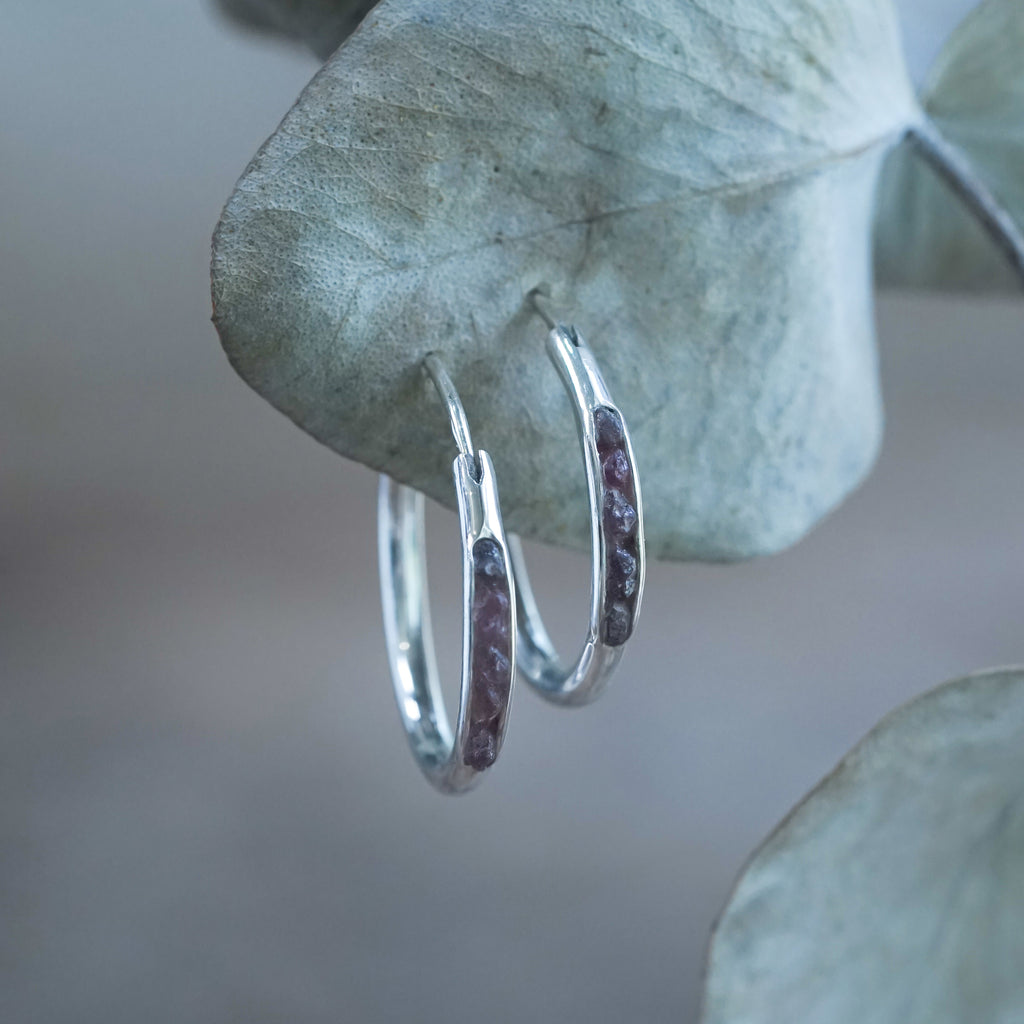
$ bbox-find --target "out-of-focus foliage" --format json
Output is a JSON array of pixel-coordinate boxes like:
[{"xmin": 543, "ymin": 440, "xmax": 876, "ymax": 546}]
[
  {"xmin": 876, "ymin": 0, "xmax": 1024, "ymax": 291},
  {"xmin": 702, "ymin": 667, "xmax": 1024, "ymax": 1024},
  {"xmin": 216, "ymin": 0, "xmax": 374, "ymax": 59}
]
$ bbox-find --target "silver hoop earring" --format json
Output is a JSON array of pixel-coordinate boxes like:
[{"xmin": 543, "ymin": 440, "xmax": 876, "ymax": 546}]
[
  {"xmin": 378, "ymin": 354, "xmax": 517, "ymax": 794},
  {"xmin": 508, "ymin": 304, "xmax": 645, "ymax": 706}
]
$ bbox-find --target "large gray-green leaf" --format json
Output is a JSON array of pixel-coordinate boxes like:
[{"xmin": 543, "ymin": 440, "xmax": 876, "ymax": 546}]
[
  {"xmin": 876, "ymin": 0, "xmax": 1024, "ymax": 291},
  {"xmin": 212, "ymin": 0, "xmax": 917, "ymax": 560},
  {"xmin": 701, "ymin": 666, "xmax": 1024, "ymax": 1024}
]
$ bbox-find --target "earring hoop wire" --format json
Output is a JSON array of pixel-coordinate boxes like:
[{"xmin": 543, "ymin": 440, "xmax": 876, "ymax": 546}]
[
  {"xmin": 509, "ymin": 311, "xmax": 645, "ymax": 706},
  {"xmin": 378, "ymin": 356, "xmax": 516, "ymax": 793}
]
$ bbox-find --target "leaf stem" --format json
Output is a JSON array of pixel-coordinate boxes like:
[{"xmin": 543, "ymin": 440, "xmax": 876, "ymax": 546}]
[{"xmin": 906, "ymin": 119, "xmax": 1024, "ymax": 290}]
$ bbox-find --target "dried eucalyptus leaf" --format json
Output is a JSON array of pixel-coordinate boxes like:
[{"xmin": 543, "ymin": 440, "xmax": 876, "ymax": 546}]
[
  {"xmin": 876, "ymin": 0, "xmax": 1024, "ymax": 291},
  {"xmin": 212, "ymin": 0, "xmax": 917, "ymax": 560},
  {"xmin": 701, "ymin": 667, "xmax": 1024, "ymax": 1024},
  {"xmin": 216, "ymin": 0, "xmax": 374, "ymax": 60}
]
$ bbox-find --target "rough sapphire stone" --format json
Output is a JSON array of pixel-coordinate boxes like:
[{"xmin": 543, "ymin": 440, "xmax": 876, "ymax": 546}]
[
  {"xmin": 594, "ymin": 407, "xmax": 626, "ymax": 451},
  {"xmin": 474, "ymin": 538, "xmax": 506, "ymax": 579},
  {"xmin": 601, "ymin": 447, "xmax": 632, "ymax": 490},
  {"xmin": 469, "ymin": 671, "xmax": 508, "ymax": 723},
  {"xmin": 473, "ymin": 643, "xmax": 510, "ymax": 682},
  {"xmin": 473, "ymin": 585, "xmax": 510, "ymax": 638},
  {"xmin": 465, "ymin": 537, "xmax": 512, "ymax": 769},
  {"xmin": 603, "ymin": 488, "xmax": 637, "ymax": 539},
  {"xmin": 464, "ymin": 730, "xmax": 498, "ymax": 771},
  {"xmin": 603, "ymin": 600, "xmax": 632, "ymax": 646},
  {"xmin": 608, "ymin": 545, "xmax": 638, "ymax": 599},
  {"xmin": 592, "ymin": 406, "xmax": 640, "ymax": 647}
]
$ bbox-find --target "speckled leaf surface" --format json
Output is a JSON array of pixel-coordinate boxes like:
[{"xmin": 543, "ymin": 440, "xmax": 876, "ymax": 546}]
[
  {"xmin": 877, "ymin": 0, "xmax": 1024, "ymax": 291},
  {"xmin": 701, "ymin": 667, "xmax": 1024, "ymax": 1024},
  {"xmin": 212, "ymin": 0, "xmax": 918, "ymax": 560}
]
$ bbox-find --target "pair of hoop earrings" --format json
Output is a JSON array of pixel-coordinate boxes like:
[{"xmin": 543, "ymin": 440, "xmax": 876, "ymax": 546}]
[{"xmin": 378, "ymin": 302, "xmax": 645, "ymax": 793}]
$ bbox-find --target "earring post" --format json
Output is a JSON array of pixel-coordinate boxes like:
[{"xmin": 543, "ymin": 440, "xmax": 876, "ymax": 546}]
[
  {"xmin": 422, "ymin": 353, "xmax": 477, "ymax": 474},
  {"xmin": 527, "ymin": 288, "xmax": 557, "ymax": 330}
]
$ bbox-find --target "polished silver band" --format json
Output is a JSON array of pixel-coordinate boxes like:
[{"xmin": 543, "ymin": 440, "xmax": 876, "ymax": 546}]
[
  {"xmin": 378, "ymin": 355, "xmax": 516, "ymax": 793},
  {"xmin": 509, "ymin": 323, "xmax": 645, "ymax": 706}
]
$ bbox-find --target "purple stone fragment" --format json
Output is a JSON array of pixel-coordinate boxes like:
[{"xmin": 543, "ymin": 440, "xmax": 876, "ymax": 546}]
[
  {"xmin": 474, "ymin": 538, "xmax": 506, "ymax": 579},
  {"xmin": 473, "ymin": 585, "xmax": 510, "ymax": 638},
  {"xmin": 594, "ymin": 406, "xmax": 640, "ymax": 647},
  {"xmin": 594, "ymin": 407, "xmax": 626, "ymax": 452},
  {"xmin": 603, "ymin": 488, "xmax": 637, "ymax": 538},
  {"xmin": 608, "ymin": 545, "xmax": 638, "ymax": 599},
  {"xmin": 602, "ymin": 447, "xmax": 632, "ymax": 490},
  {"xmin": 603, "ymin": 601, "xmax": 632, "ymax": 646},
  {"xmin": 465, "ymin": 537, "xmax": 512, "ymax": 770},
  {"xmin": 474, "ymin": 643, "xmax": 511, "ymax": 682},
  {"xmin": 470, "ymin": 672, "xmax": 508, "ymax": 723},
  {"xmin": 464, "ymin": 730, "xmax": 498, "ymax": 771}
]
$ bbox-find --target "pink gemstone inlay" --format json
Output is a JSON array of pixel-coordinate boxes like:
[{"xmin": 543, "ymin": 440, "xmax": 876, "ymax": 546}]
[
  {"xmin": 465, "ymin": 538, "xmax": 513, "ymax": 769},
  {"xmin": 594, "ymin": 407, "xmax": 639, "ymax": 647}
]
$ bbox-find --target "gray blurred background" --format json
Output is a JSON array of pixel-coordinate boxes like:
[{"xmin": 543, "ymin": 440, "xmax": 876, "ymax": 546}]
[{"xmin": 2, "ymin": 4, "xmax": 1022, "ymax": 1022}]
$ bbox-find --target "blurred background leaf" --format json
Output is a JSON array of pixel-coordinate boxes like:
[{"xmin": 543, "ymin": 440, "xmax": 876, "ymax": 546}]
[
  {"xmin": 877, "ymin": 0, "xmax": 1024, "ymax": 291},
  {"xmin": 215, "ymin": 0, "xmax": 374, "ymax": 59},
  {"xmin": 702, "ymin": 667, "xmax": 1024, "ymax": 1024}
]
